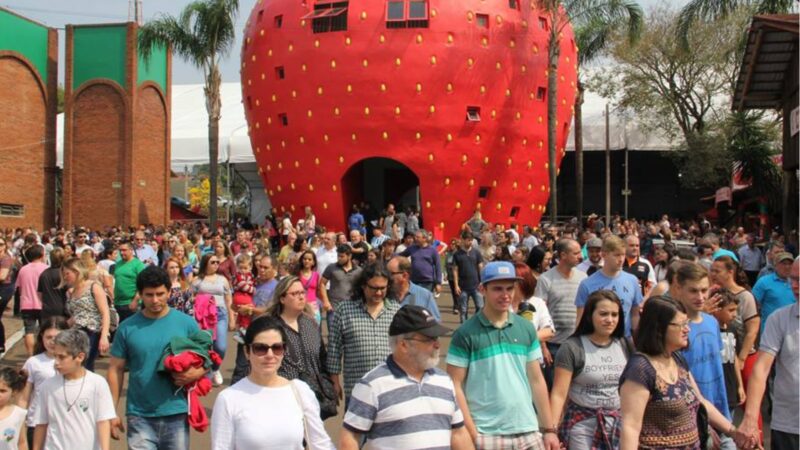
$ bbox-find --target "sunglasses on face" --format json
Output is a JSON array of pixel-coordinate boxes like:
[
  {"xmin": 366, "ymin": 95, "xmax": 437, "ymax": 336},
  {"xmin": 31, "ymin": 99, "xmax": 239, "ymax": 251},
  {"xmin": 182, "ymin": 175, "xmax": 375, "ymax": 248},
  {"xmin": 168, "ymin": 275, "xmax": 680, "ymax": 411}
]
[
  {"xmin": 249, "ymin": 342, "xmax": 285, "ymax": 357},
  {"xmin": 209, "ymin": 260, "xmax": 220, "ymax": 265}
]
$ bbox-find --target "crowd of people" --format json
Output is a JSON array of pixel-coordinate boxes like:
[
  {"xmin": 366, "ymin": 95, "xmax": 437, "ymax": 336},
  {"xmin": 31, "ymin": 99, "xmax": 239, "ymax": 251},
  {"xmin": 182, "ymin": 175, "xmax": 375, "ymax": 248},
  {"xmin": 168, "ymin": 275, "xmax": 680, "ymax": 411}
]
[{"xmin": 0, "ymin": 205, "xmax": 795, "ymax": 450}]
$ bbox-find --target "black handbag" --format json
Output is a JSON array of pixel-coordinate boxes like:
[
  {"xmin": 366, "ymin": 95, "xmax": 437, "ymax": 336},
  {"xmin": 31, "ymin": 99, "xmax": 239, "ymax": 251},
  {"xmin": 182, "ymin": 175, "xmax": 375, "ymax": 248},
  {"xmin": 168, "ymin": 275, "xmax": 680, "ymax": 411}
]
[{"xmin": 295, "ymin": 323, "xmax": 338, "ymax": 420}]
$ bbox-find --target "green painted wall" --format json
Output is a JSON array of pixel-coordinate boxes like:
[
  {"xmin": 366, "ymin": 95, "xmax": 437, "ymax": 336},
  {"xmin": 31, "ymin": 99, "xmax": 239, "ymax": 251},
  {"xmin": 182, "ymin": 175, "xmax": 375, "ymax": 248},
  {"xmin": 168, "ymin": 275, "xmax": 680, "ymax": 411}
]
[
  {"xmin": 72, "ymin": 25, "xmax": 127, "ymax": 90},
  {"xmin": 137, "ymin": 40, "xmax": 167, "ymax": 92},
  {"xmin": 0, "ymin": 10, "xmax": 49, "ymax": 84}
]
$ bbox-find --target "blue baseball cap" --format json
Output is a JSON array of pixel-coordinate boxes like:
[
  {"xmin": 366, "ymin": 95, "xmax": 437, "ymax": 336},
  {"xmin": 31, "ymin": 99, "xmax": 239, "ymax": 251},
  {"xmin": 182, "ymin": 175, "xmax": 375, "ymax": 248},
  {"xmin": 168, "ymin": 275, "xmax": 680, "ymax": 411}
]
[
  {"xmin": 480, "ymin": 261, "xmax": 521, "ymax": 285},
  {"xmin": 712, "ymin": 248, "xmax": 739, "ymax": 263}
]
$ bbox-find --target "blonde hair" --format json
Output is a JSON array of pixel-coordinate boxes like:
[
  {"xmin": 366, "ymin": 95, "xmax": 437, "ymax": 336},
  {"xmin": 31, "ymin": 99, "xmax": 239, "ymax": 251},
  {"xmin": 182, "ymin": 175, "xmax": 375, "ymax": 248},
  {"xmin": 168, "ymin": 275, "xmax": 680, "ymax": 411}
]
[
  {"xmin": 59, "ymin": 257, "xmax": 89, "ymax": 289},
  {"xmin": 79, "ymin": 249, "xmax": 97, "ymax": 271},
  {"xmin": 602, "ymin": 235, "xmax": 627, "ymax": 253}
]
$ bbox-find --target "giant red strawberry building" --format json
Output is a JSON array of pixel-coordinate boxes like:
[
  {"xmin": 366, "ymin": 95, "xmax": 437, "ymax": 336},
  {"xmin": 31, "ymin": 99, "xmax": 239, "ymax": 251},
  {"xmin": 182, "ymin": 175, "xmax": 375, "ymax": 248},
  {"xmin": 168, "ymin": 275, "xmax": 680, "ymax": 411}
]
[{"xmin": 241, "ymin": 0, "xmax": 578, "ymax": 237}]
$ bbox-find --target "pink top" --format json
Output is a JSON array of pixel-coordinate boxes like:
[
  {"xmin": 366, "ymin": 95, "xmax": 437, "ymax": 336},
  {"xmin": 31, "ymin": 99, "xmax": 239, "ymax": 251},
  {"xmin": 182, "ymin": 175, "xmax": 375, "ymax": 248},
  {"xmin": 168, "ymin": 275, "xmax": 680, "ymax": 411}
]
[
  {"xmin": 299, "ymin": 271, "xmax": 319, "ymax": 306},
  {"xmin": 16, "ymin": 261, "xmax": 48, "ymax": 310}
]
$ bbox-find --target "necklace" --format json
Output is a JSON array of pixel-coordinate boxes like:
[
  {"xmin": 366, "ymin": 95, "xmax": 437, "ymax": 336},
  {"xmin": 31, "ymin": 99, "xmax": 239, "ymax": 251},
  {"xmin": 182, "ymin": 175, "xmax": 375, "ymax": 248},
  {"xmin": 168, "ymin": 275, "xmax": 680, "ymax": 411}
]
[{"xmin": 63, "ymin": 372, "xmax": 87, "ymax": 412}]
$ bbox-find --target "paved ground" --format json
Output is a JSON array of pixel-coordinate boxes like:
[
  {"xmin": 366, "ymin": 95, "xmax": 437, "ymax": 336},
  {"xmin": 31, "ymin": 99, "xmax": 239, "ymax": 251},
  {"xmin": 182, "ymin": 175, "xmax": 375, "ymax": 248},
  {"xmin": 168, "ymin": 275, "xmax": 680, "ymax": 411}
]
[
  {"xmin": 0, "ymin": 291, "xmax": 465, "ymax": 449},
  {"xmin": 0, "ymin": 291, "xmax": 772, "ymax": 449}
]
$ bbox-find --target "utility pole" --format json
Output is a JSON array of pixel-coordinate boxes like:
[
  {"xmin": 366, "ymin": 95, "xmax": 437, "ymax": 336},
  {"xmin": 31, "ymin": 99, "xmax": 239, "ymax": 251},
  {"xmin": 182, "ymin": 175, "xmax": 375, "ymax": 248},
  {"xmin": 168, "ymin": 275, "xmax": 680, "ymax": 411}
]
[
  {"xmin": 605, "ymin": 103, "xmax": 611, "ymax": 227},
  {"xmin": 129, "ymin": 0, "xmax": 143, "ymax": 25}
]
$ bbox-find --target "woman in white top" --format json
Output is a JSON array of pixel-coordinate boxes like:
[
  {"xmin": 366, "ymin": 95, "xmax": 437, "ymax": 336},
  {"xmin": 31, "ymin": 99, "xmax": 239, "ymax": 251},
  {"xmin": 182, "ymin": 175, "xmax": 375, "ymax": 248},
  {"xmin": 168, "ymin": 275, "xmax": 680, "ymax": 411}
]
[
  {"xmin": 512, "ymin": 262, "xmax": 556, "ymax": 341},
  {"xmin": 211, "ymin": 316, "xmax": 335, "ymax": 450}
]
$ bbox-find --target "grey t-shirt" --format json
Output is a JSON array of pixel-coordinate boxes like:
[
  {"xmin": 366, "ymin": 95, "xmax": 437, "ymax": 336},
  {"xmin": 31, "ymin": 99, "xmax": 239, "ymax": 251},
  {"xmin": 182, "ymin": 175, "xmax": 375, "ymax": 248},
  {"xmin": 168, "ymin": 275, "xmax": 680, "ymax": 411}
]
[
  {"xmin": 322, "ymin": 264, "xmax": 363, "ymax": 304},
  {"xmin": 759, "ymin": 302, "xmax": 799, "ymax": 434},
  {"xmin": 555, "ymin": 336, "xmax": 629, "ymax": 410},
  {"xmin": 534, "ymin": 268, "xmax": 586, "ymax": 344}
]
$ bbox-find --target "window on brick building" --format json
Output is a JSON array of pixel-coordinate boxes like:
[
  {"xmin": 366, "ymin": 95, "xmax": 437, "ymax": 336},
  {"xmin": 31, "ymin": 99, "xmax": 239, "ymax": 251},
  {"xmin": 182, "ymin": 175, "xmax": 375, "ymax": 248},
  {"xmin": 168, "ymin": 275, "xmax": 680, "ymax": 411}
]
[
  {"xmin": 0, "ymin": 204, "xmax": 24, "ymax": 217},
  {"xmin": 303, "ymin": 2, "xmax": 349, "ymax": 33},
  {"xmin": 386, "ymin": 0, "xmax": 428, "ymax": 29}
]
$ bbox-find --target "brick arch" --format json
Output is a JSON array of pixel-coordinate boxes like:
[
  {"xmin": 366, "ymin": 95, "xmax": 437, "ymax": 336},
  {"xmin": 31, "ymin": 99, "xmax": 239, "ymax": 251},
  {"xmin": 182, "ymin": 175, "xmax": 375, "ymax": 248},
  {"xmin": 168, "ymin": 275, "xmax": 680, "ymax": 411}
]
[
  {"xmin": 0, "ymin": 54, "xmax": 48, "ymax": 229},
  {"xmin": 70, "ymin": 82, "xmax": 126, "ymax": 228},
  {"xmin": 133, "ymin": 83, "xmax": 168, "ymax": 224}
]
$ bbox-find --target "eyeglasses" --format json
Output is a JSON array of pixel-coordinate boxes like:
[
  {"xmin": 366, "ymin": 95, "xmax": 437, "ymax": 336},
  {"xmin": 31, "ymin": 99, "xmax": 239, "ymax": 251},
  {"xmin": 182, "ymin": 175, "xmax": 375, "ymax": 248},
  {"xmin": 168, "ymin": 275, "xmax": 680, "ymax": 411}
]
[
  {"xmin": 285, "ymin": 290, "xmax": 306, "ymax": 298},
  {"xmin": 669, "ymin": 320, "xmax": 691, "ymax": 329},
  {"xmin": 404, "ymin": 336, "xmax": 438, "ymax": 344},
  {"xmin": 209, "ymin": 260, "xmax": 220, "ymax": 265},
  {"xmin": 365, "ymin": 284, "xmax": 388, "ymax": 292},
  {"xmin": 249, "ymin": 342, "xmax": 285, "ymax": 357}
]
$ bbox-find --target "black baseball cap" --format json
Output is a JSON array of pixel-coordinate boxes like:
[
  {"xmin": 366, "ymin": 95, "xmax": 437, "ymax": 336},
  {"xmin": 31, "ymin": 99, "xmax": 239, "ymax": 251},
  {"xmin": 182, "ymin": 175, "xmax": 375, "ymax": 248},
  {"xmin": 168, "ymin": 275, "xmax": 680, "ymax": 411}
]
[
  {"xmin": 389, "ymin": 305, "xmax": 451, "ymax": 337},
  {"xmin": 336, "ymin": 244, "xmax": 351, "ymax": 254}
]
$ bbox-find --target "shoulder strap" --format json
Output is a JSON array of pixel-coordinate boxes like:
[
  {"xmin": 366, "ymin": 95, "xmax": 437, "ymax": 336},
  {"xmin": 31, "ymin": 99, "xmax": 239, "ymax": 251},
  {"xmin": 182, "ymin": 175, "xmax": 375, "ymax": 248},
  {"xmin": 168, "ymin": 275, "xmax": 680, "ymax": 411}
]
[{"xmin": 289, "ymin": 381, "xmax": 311, "ymax": 449}]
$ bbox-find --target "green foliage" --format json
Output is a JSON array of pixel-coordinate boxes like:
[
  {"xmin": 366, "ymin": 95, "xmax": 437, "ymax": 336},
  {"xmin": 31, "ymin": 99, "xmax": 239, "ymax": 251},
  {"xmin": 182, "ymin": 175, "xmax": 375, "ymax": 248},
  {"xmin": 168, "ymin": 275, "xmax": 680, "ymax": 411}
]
[
  {"xmin": 725, "ymin": 111, "xmax": 782, "ymax": 201},
  {"xmin": 677, "ymin": 0, "xmax": 795, "ymax": 48}
]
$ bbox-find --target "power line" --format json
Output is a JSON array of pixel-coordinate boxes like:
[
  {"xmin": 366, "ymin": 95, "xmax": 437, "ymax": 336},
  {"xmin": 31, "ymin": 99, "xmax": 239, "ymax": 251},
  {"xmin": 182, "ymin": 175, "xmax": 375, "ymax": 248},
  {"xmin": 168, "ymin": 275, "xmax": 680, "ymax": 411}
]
[{"xmin": 1, "ymin": 4, "xmax": 127, "ymax": 21}]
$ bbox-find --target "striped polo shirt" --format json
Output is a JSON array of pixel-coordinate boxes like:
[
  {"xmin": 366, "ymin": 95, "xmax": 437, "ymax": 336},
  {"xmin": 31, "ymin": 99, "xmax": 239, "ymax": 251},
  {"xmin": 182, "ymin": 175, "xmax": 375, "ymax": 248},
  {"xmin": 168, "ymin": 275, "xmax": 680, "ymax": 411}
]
[
  {"xmin": 446, "ymin": 311, "xmax": 542, "ymax": 435},
  {"xmin": 344, "ymin": 356, "xmax": 464, "ymax": 449}
]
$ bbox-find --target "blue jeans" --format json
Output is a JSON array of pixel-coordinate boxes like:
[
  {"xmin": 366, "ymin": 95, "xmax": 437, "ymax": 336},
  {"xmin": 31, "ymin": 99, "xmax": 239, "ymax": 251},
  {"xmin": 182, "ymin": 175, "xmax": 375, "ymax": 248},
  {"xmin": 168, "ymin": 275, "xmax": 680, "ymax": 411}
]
[
  {"xmin": 213, "ymin": 306, "xmax": 228, "ymax": 370},
  {"xmin": 457, "ymin": 289, "xmax": 484, "ymax": 323},
  {"xmin": 127, "ymin": 414, "xmax": 189, "ymax": 450},
  {"xmin": 543, "ymin": 342, "xmax": 561, "ymax": 391},
  {"xmin": 81, "ymin": 328, "xmax": 100, "ymax": 372}
]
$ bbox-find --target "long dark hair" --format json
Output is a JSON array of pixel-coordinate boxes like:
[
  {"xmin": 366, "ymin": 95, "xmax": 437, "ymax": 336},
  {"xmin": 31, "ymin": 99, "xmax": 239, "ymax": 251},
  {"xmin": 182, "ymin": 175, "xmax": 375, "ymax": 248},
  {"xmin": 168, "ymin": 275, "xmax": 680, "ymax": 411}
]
[
  {"xmin": 713, "ymin": 255, "xmax": 750, "ymax": 289},
  {"xmin": 572, "ymin": 290, "xmax": 625, "ymax": 339},
  {"xmin": 635, "ymin": 295, "xmax": 687, "ymax": 356},
  {"xmin": 355, "ymin": 263, "xmax": 392, "ymax": 301},
  {"xmin": 35, "ymin": 316, "xmax": 70, "ymax": 355},
  {"xmin": 526, "ymin": 245, "xmax": 549, "ymax": 273}
]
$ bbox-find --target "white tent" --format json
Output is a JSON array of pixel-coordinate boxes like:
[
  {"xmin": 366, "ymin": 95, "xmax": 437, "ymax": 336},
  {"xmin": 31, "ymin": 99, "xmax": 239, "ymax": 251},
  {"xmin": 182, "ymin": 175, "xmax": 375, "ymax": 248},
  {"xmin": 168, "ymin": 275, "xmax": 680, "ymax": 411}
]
[{"xmin": 565, "ymin": 90, "xmax": 675, "ymax": 152}]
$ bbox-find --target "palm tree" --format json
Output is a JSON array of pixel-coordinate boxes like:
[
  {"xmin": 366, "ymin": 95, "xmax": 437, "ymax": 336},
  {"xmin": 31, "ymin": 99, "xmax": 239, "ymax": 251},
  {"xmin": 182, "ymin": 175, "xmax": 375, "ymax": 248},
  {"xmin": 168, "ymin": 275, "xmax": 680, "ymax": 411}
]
[
  {"xmin": 139, "ymin": 0, "xmax": 240, "ymax": 229},
  {"xmin": 571, "ymin": 2, "xmax": 643, "ymax": 225},
  {"xmin": 541, "ymin": 0, "xmax": 643, "ymax": 224},
  {"xmin": 678, "ymin": 0, "xmax": 794, "ymax": 47}
]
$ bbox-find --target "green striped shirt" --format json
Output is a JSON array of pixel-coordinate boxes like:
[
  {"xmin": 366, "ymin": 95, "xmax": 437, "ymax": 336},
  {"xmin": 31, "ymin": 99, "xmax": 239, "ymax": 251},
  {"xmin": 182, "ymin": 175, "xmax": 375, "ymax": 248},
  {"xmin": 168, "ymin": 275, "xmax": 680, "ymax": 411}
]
[{"xmin": 446, "ymin": 311, "xmax": 542, "ymax": 435}]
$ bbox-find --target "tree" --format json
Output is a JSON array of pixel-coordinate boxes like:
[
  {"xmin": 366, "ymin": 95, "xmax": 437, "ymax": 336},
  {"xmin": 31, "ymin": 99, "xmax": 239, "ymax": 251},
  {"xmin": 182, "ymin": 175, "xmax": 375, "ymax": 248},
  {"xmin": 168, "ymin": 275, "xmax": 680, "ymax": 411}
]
[
  {"xmin": 139, "ymin": 0, "xmax": 240, "ymax": 229},
  {"xmin": 570, "ymin": 0, "xmax": 643, "ymax": 224},
  {"xmin": 725, "ymin": 111, "xmax": 782, "ymax": 202},
  {"xmin": 588, "ymin": 6, "xmax": 747, "ymax": 189},
  {"xmin": 541, "ymin": 0, "xmax": 644, "ymax": 223},
  {"xmin": 678, "ymin": 0, "xmax": 795, "ymax": 47}
]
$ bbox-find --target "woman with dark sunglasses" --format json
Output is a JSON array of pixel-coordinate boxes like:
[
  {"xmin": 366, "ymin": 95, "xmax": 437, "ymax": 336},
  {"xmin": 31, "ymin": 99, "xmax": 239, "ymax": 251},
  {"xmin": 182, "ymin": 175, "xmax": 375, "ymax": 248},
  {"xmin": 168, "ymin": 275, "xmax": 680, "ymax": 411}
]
[
  {"xmin": 211, "ymin": 316, "xmax": 335, "ymax": 450},
  {"xmin": 192, "ymin": 254, "xmax": 234, "ymax": 387}
]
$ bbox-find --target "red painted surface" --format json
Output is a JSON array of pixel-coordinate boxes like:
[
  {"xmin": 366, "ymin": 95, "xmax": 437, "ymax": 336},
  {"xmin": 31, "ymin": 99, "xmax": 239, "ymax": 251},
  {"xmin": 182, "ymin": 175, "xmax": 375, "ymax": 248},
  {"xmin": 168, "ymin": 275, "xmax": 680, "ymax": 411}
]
[{"xmin": 241, "ymin": 0, "xmax": 578, "ymax": 238}]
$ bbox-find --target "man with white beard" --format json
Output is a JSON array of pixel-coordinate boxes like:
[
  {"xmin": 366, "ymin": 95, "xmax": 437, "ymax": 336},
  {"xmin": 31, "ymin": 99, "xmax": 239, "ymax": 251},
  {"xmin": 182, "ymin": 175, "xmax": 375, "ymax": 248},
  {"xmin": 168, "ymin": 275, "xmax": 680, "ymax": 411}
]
[{"xmin": 339, "ymin": 305, "xmax": 472, "ymax": 450}]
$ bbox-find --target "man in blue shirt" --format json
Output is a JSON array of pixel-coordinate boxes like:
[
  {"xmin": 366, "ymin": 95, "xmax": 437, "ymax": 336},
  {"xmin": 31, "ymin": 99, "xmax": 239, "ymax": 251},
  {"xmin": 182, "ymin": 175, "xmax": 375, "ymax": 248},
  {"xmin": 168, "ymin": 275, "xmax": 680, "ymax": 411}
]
[
  {"xmin": 575, "ymin": 235, "xmax": 642, "ymax": 337},
  {"xmin": 399, "ymin": 229, "xmax": 443, "ymax": 295},
  {"xmin": 670, "ymin": 261, "xmax": 736, "ymax": 449},
  {"xmin": 753, "ymin": 252, "xmax": 795, "ymax": 334},
  {"xmin": 132, "ymin": 231, "xmax": 159, "ymax": 266},
  {"xmin": 388, "ymin": 256, "xmax": 441, "ymax": 321}
]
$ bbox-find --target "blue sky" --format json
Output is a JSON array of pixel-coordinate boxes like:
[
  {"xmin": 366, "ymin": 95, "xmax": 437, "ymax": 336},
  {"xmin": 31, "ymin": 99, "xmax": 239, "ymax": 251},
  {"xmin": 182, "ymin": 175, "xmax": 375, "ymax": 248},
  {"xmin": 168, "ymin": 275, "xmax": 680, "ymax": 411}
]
[{"xmin": 4, "ymin": 0, "xmax": 688, "ymax": 85}]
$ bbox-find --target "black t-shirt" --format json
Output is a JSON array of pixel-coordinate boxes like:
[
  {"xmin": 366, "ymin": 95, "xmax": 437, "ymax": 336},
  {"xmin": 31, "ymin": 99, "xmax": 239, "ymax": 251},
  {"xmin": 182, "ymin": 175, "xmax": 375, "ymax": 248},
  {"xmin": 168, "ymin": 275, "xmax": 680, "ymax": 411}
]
[
  {"xmin": 453, "ymin": 248, "xmax": 483, "ymax": 291},
  {"xmin": 37, "ymin": 267, "xmax": 67, "ymax": 317},
  {"xmin": 351, "ymin": 241, "xmax": 370, "ymax": 265},
  {"xmin": 623, "ymin": 259, "xmax": 650, "ymax": 295}
]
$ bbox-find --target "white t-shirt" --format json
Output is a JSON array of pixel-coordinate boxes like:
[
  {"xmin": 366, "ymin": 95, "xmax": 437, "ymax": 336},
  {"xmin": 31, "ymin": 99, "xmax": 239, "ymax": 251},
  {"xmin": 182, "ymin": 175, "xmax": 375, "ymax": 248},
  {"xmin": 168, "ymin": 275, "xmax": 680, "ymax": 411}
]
[
  {"xmin": 22, "ymin": 353, "xmax": 56, "ymax": 427},
  {"xmin": 524, "ymin": 296, "xmax": 556, "ymax": 333},
  {"xmin": 211, "ymin": 378, "xmax": 335, "ymax": 450},
  {"xmin": 0, "ymin": 405, "xmax": 27, "ymax": 449},
  {"xmin": 32, "ymin": 371, "xmax": 116, "ymax": 450},
  {"xmin": 74, "ymin": 244, "xmax": 94, "ymax": 256}
]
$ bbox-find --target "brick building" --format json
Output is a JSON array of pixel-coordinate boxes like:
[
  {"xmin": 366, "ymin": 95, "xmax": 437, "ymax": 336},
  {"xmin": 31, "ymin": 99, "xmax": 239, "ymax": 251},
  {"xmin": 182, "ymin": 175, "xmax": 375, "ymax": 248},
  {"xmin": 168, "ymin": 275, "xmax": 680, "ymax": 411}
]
[
  {"xmin": 63, "ymin": 22, "xmax": 171, "ymax": 229},
  {"xmin": 0, "ymin": 8, "xmax": 58, "ymax": 230}
]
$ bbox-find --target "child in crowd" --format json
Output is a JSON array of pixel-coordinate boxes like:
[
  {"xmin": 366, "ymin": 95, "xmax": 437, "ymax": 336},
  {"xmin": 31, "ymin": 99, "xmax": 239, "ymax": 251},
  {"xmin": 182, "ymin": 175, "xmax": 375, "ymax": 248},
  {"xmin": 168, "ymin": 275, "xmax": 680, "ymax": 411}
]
[
  {"xmin": 32, "ymin": 329, "xmax": 116, "ymax": 450},
  {"xmin": 231, "ymin": 254, "xmax": 255, "ymax": 345},
  {"xmin": 712, "ymin": 288, "xmax": 745, "ymax": 417},
  {"xmin": 19, "ymin": 317, "xmax": 70, "ymax": 447},
  {"xmin": 0, "ymin": 368, "xmax": 28, "ymax": 450}
]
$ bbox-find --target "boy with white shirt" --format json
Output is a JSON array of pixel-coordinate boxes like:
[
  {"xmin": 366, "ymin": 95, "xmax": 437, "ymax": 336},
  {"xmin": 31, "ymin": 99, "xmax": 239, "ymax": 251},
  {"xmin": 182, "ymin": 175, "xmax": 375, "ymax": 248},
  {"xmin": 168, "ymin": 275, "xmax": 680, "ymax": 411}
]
[{"xmin": 32, "ymin": 329, "xmax": 115, "ymax": 450}]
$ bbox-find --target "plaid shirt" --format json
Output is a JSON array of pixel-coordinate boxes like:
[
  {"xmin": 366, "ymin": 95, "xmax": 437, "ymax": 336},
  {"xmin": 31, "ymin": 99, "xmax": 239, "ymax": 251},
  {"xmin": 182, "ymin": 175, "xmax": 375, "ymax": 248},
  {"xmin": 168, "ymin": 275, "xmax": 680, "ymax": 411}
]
[{"xmin": 325, "ymin": 299, "xmax": 400, "ymax": 398}]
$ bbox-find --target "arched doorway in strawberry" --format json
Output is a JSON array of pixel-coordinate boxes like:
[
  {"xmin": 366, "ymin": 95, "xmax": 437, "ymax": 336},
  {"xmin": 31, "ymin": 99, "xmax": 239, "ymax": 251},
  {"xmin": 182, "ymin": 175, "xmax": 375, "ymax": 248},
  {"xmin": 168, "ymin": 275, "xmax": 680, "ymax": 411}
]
[{"xmin": 340, "ymin": 157, "xmax": 421, "ymax": 226}]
